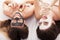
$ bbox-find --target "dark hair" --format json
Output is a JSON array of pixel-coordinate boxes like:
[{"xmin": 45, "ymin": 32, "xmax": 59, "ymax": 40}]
[
  {"xmin": 8, "ymin": 24, "xmax": 28, "ymax": 40},
  {"xmin": 36, "ymin": 22, "xmax": 60, "ymax": 40},
  {"xmin": 0, "ymin": 19, "xmax": 28, "ymax": 40},
  {"xmin": 0, "ymin": 19, "xmax": 11, "ymax": 28},
  {"xmin": 55, "ymin": 21, "xmax": 60, "ymax": 33}
]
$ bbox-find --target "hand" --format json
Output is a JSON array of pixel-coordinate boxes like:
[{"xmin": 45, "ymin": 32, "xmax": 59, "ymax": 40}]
[{"xmin": 8, "ymin": 2, "xmax": 19, "ymax": 11}]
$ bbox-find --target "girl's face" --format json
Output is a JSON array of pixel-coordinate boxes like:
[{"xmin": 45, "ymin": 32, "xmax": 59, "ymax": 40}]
[
  {"xmin": 12, "ymin": 13, "xmax": 23, "ymax": 23},
  {"xmin": 38, "ymin": 15, "xmax": 54, "ymax": 30},
  {"xmin": 11, "ymin": 12, "xmax": 24, "ymax": 28}
]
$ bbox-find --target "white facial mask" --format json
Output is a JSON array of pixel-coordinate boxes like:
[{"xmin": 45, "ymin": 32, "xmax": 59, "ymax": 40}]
[{"xmin": 39, "ymin": 15, "xmax": 53, "ymax": 30}]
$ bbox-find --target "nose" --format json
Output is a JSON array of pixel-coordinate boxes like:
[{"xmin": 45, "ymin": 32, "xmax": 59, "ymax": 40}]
[
  {"xmin": 15, "ymin": 17, "xmax": 19, "ymax": 20},
  {"xmin": 12, "ymin": 12, "xmax": 21, "ymax": 19},
  {"xmin": 42, "ymin": 15, "xmax": 47, "ymax": 19}
]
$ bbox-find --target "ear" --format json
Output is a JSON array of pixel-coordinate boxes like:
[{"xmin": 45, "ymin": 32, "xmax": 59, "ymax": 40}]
[{"xmin": 0, "ymin": 19, "xmax": 11, "ymax": 28}]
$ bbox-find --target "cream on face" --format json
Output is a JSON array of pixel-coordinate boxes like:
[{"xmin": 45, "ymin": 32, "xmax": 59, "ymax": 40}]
[
  {"xmin": 39, "ymin": 15, "xmax": 53, "ymax": 30},
  {"xmin": 11, "ymin": 12, "xmax": 24, "ymax": 28}
]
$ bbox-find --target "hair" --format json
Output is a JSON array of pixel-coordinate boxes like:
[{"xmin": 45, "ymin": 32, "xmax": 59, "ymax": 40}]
[
  {"xmin": 36, "ymin": 22, "xmax": 60, "ymax": 40},
  {"xmin": 55, "ymin": 21, "xmax": 60, "ymax": 33},
  {"xmin": 0, "ymin": 19, "xmax": 28, "ymax": 40}
]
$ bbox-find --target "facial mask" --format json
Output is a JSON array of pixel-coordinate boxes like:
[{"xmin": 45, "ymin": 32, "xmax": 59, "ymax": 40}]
[
  {"xmin": 11, "ymin": 18, "xmax": 24, "ymax": 26},
  {"xmin": 39, "ymin": 15, "xmax": 53, "ymax": 30},
  {"xmin": 11, "ymin": 12, "xmax": 24, "ymax": 27}
]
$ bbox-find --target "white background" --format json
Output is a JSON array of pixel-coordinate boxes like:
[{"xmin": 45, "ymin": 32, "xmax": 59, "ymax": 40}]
[{"xmin": 0, "ymin": 0, "xmax": 59, "ymax": 40}]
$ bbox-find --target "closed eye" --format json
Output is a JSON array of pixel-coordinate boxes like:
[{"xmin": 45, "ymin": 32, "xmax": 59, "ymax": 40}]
[
  {"xmin": 11, "ymin": 20, "xmax": 16, "ymax": 23},
  {"xmin": 39, "ymin": 22, "xmax": 42, "ymax": 26},
  {"xmin": 43, "ymin": 22, "xmax": 48, "ymax": 25},
  {"xmin": 18, "ymin": 19, "xmax": 23, "ymax": 23}
]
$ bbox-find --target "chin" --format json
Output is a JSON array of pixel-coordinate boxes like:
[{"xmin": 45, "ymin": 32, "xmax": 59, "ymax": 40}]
[
  {"xmin": 36, "ymin": 22, "xmax": 60, "ymax": 40},
  {"xmin": 0, "ymin": 19, "xmax": 28, "ymax": 40}
]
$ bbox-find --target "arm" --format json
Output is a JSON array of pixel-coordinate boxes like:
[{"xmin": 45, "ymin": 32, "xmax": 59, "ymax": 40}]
[
  {"xmin": 50, "ymin": 6, "xmax": 60, "ymax": 20},
  {"xmin": 34, "ymin": 0, "xmax": 42, "ymax": 20},
  {"xmin": 3, "ymin": 0, "xmax": 13, "ymax": 18},
  {"xmin": 50, "ymin": 0, "xmax": 58, "ymax": 7},
  {"xmin": 22, "ymin": 4, "xmax": 34, "ymax": 19},
  {"xmin": 50, "ymin": 0, "xmax": 60, "ymax": 20},
  {"xmin": 3, "ymin": 0, "xmax": 18, "ymax": 18},
  {"xmin": 18, "ymin": 0, "xmax": 35, "ymax": 19}
]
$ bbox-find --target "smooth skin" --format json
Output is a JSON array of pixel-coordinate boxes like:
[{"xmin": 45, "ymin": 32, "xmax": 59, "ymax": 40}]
[
  {"xmin": 34, "ymin": 0, "xmax": 60, "ymax": 21},
  {"xmin": 3, "ymin": 0, "xmax": 35, "ymax": 19}
]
